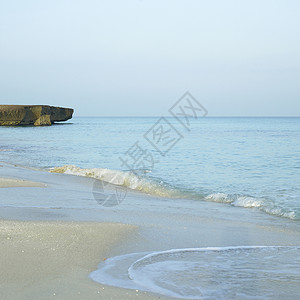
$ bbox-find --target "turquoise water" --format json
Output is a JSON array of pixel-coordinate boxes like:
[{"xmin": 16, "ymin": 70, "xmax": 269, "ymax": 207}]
[
  {"xmin": 1, "ymin": 116, "xmax": 300, "ymax": 299},
  {"xmin": 0, "ymin": 117, "xmax": 299, "ymax": 220}
]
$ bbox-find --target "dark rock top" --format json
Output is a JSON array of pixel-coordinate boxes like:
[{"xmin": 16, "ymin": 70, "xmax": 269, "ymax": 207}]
[{"xmin": 0, "ymin": 105, "xmax": 74, "ymax": 126}]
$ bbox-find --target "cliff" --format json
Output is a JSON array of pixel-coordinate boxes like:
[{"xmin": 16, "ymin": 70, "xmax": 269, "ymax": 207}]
[{"xmin": 0, "ymin": 105, "xmax": 74, "ymax": 126}]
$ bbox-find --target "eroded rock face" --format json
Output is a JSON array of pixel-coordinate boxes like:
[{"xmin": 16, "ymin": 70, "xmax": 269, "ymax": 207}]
[{"xmin": 0, "ymin": 105, "xmax": 74, "ymax": 126}]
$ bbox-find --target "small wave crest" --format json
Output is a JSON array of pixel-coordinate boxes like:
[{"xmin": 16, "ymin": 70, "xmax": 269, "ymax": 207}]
[
  {"xmin": 50, "ymin": 165, "xmax": 298, "ymax": 220},
  {"xmin": 205, "ymin": 193, "xmax": 297, "ymax": 220},
  {"xmin": 50, "ymin": 165, "xmax": 183, "ymax": 198}
]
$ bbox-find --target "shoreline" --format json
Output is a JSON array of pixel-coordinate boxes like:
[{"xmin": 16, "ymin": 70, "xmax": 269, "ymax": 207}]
[
  {"xmin": 1, "ymin": 162, "xmax": 300, "ymax": 299},
  {"xmin": 0, "ymin": 166, "xmax": 171, "ymax": 299},
  {"xmin": 0, "ymin": 219, "xmax": 170, "ymax": 300}
]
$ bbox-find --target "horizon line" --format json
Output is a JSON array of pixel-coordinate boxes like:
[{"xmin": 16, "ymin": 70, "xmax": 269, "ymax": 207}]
[{"xmin": 72, "ymin": 115, "xmax": 300, "ymax": 118}]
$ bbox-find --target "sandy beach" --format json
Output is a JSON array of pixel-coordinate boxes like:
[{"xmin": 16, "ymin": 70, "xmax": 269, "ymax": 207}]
[
  {"xmin": 0, "ymin": 174, "xmax": 171, "ymax": 300},
  {"xmin": 0, "ymin": 177, "xmax": 46, "ymax": 188},
  {"xmin": 1, "ymin": 164, "xmax": 300, "ymax": 299},
  {"xmin": 0, "ymin": 218, "xmax": 172, "ymax": 300},
  {"xmin": 1, "ymin": 0, "xmax": 300, "ymax": 297}
]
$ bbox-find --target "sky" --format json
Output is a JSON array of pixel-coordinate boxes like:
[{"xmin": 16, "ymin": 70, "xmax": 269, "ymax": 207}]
[{"xmin": 0, "ymin": 0, "xmax": 299, "ymax": 116}]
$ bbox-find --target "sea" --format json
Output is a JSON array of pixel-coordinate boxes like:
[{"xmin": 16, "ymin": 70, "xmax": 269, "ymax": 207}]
[
  {"xmin": 1, "ymin": 116, "xmax": 300, "ymax": 299},
  {"xmin": 1, "ymin": 116, "xmax": 299, "ymax": 220}
]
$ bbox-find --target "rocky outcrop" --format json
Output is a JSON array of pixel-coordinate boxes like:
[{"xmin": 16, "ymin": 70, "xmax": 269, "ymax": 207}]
[{"xmin": 0, "ymin": 105, "xmax": 74, "ymax": 126}]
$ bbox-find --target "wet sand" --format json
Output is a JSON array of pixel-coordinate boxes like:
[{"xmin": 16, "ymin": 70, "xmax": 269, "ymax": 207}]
[
  {"xmin": 0, "ymin": 219, "xmax": 170, "ymax": 300},
  {"xmin": 0, "ymin": 177, "xmax": 46, "ymax": 188},
  {"xmin": 1, "ymin": 164, "xmax": 300, "ymax": 299},
  {"xmin": 0, "ymin": 172, "xmax": 170, "ymax": 299}
]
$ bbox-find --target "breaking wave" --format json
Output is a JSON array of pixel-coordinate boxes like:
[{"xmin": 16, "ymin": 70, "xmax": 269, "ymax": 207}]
[
  {"xmin": 205, "ymin": 193, "xmax": 297, "ymax": 220},
  {"xmin": 50, "ymin": 165, "xmax": 184, "ymax": 198},
  {"xmin": 51, "ymin": 165, "xmax": 298, "ymax": 220}
]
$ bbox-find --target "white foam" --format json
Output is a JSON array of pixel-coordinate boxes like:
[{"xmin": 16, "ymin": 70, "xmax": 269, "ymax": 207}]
[
  {"xmin": 51, "ymin": 165, "xmax": 180, "ymax": 198},
  {"xmin": 90, "ymin": 246, "xmax": 300, "ymax": 299},
  {"xmin": 51, "ymin": 165, "xmax": 298, "ymax": 220},
  {"xmin": 205, "ymin": 193, "xmax": 297, "ymax": 220},
  {"xmin": 205, "ymin": 193, "xmax": 231, "ymax": 203},
  {"xmin": 233, "ymin": 196, "xmax": 263, "ymax": 208}
]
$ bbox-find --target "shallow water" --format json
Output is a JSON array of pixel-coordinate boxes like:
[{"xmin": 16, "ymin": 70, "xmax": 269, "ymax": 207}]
[
  {"xmin": 91, "ymin": 246, "xmax": 300, "ymax": 299},
  {"xmin": 1, "ymin": 117, "xmax": 300, "ymax": 299},
  {"xmin": 1, "ymin": 117, "xmax": 299, "ymax": 219},
  {"xmin": 1, "ymin": 163, "xmax": 300, "ymax": 299}
]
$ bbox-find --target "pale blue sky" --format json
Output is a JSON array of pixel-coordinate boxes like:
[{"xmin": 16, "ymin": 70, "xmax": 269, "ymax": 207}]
[{"xmin": 0, "ymin": 0, "xmax": 299, "ymax": 116}]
